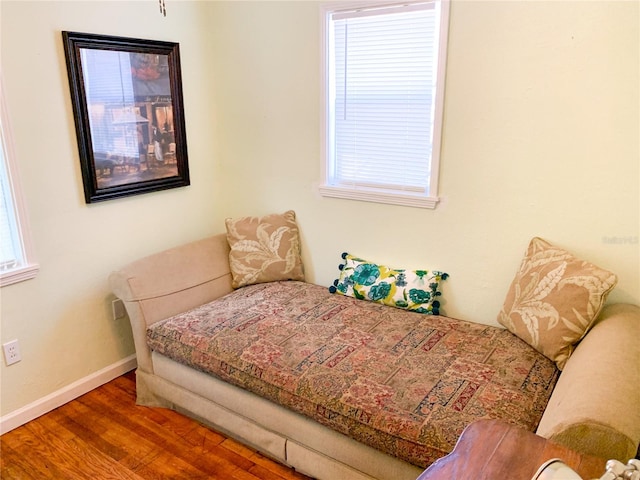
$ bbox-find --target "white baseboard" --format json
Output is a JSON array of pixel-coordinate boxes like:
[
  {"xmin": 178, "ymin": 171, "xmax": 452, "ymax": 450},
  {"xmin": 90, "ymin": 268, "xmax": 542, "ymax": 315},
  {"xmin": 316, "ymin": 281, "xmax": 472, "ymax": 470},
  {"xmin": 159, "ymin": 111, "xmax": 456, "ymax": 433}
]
[{"xmin": 0, "ymin": 354, "xmax": 137, "ymax": 435}]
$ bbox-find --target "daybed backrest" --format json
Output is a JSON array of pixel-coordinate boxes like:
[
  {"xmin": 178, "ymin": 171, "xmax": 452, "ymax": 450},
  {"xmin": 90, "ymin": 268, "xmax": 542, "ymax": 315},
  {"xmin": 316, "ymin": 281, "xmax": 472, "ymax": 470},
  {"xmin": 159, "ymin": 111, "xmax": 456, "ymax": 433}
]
[{"xmin": 109, "ymin": 233, "xmax": 233, "ymax": 373}]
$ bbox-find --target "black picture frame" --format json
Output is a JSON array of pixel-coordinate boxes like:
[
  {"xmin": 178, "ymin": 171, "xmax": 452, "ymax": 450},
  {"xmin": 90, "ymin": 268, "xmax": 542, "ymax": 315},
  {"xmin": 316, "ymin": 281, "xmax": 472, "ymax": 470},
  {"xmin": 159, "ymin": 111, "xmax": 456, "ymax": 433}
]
[{"xmin": 62, "ymin": 31, "xmax": 190, "ymax": 203}]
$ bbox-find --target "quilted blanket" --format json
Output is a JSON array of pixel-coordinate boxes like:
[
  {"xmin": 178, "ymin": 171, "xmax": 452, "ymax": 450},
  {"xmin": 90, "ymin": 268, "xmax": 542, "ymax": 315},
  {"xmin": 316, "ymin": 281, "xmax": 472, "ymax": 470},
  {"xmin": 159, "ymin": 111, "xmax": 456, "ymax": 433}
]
[{"xmin": 146, "ymin": 281, "xmax": 559, "ymax": 467}]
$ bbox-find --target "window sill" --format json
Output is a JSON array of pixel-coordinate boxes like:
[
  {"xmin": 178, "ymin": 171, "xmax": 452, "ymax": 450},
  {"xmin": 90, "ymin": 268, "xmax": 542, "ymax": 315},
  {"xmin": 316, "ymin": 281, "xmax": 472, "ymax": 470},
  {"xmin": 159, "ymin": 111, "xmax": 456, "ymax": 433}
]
[
  {"xmin": 1, "ymin": 263, "xmax": 40, "ymax": 287},
  {"xmin": 319, "ymin": 185, "xmax": 439, "ymax": 209}
]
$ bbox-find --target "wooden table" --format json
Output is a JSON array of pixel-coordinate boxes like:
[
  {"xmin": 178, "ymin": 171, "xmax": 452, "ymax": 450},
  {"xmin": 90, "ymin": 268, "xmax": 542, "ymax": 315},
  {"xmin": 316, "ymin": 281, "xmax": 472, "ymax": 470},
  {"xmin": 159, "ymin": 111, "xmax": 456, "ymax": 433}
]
[{"xmin": 417, "ymin": 419, "xmax": 607, "ymax": 480}]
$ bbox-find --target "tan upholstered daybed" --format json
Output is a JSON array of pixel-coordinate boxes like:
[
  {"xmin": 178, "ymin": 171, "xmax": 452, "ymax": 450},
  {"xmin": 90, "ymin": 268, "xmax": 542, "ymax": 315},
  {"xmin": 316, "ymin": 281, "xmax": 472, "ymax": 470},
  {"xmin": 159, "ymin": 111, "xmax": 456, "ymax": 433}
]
[{"xmin": 110, "ymin": 212, "xmax": 640, "ymax": 480}]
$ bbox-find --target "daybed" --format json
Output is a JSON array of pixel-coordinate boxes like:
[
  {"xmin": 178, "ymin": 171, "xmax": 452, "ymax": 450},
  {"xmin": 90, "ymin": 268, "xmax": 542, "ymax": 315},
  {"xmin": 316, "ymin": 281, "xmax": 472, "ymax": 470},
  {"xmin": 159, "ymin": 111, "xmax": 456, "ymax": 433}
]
[{"xmin": 110, "ymin": 226, "xmax": 640, "ymax": 480}]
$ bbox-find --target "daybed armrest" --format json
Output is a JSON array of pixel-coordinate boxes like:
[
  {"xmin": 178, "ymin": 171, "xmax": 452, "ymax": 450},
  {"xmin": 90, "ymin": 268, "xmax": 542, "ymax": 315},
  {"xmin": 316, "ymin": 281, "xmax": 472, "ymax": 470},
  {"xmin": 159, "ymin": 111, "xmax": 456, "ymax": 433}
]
[
  {"xmin": 109, "ymin": 233, "xmax": 233, "ymax": 373},
  {"xmin": 536, "ymin": 303, "xmax": 640, "ymax": 461}
]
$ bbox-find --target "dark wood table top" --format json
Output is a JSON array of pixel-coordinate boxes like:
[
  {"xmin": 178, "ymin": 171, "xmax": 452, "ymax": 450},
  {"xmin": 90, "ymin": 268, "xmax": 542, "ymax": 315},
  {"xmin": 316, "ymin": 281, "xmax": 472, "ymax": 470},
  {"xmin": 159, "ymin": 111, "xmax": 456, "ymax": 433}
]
[{"xmin": 417, "ymin": 419, "xmax": 607, "ymax": 480}]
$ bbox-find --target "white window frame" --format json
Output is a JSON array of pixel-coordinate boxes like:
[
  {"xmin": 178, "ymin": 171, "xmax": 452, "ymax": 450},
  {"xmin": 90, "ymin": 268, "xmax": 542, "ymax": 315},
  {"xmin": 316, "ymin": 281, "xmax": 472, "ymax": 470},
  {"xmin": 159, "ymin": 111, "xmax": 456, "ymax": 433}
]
[
  {"xmin": 320, "ymin": 0, "xmax": 450, "ymax": 209},
  {"xmin": 1, "ymin": 79, "xmax": 39, "ymax": 287}
]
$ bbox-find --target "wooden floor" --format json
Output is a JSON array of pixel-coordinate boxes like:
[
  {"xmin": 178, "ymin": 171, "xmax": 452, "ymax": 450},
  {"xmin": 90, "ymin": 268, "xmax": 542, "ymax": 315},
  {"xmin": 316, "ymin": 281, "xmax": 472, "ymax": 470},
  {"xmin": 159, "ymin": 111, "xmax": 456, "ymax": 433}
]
[{"xmin": 0, "ymin": 371, "xmax": 313, "ymax": 480}]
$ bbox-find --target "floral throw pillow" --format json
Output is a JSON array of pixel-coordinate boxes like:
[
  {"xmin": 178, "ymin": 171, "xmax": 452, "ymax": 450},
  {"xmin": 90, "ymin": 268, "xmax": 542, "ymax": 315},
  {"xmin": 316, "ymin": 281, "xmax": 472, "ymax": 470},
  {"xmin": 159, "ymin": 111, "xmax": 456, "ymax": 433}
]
[
  {"xmin": 497, "ymin": 237, "xmax": 617, "ymax": 369},
  {"xmin": 329, "ymin": 253, "xmax": 449, "ymax": 315},
  {"xmin": 225, "ymin": 210, "xmax": 305, "ymax": 288}
]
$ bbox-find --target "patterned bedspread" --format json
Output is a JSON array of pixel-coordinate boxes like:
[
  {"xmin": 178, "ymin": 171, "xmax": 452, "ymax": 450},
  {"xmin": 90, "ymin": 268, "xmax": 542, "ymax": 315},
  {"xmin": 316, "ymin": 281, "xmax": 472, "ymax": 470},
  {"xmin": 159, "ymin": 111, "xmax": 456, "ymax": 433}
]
[{"xmin": 146, "ymin": 281, "xmax": 559, "ymax": 468}]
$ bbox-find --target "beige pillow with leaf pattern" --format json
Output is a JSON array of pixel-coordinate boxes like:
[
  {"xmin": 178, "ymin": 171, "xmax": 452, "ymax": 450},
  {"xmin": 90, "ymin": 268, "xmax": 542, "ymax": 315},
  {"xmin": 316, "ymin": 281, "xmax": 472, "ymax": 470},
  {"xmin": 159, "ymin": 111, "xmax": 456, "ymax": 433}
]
[
  {"xmin": 498, "ymin": 237, "xmax": 617, "ymax": 370},
  {"xmin": 225, "ymin": 210, "xmax": 305, "ymax": 288}
]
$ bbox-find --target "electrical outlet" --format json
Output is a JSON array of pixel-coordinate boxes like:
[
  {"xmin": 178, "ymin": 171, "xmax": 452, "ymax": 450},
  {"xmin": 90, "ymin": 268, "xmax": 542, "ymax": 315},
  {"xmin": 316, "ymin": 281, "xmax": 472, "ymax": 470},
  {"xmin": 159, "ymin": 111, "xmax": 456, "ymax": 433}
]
[
  {"xmin": 112, "ymin": 298, "xmax": 126, "ymax": 320},
  {"xmin": 3, "ymin": 339, "xmax": 21, "ymax": 366}
]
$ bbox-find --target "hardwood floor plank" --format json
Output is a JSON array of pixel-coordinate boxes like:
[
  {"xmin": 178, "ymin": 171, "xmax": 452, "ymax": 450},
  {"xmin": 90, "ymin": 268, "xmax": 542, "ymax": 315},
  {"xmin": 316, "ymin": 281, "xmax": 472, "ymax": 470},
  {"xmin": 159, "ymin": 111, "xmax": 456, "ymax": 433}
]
[
  {"xmin": 182, "ymin": 422, "xmax": 228, "ymax": 450},
  {"xmin": 132, "ymin": 449, "xmax": 222, "ymax": 480},
  {"xmin": 185, "ymin": 426, "xmax": 256, "ymax": 471},
  {"xmin": 3, "ymin": 421, "xmax": 144, "ymax": 480},
  {"xmin": 228, "ymin": 469, "xmax": 273, "ymax": 480},
  {"xmin": 46, "ymin": 402, "xmax": 131, "ymax": 462},
  {"xmin": 222, "ymin": 439, "xmax": 309, "ymax": 480},
  {"xmin": 77, "ymin": 390, "xmax": 242, "ymax": 477},
  {"xmin": 52, "ymin": 394, "xmax": 163, "ymax": 470},
  {"xmin": 0, "ymin": 441, "xmax": 40, "ymax": 480},
  {"xmin": 29, "ymin": 407, "xmax": 77, "ymax": 442},
  {"xmin": 1, "ymin": 424, "xmax": 67, "ymax": 478},
  {"xmin": 110, "ymin": 371, "xmax": 138, "ymax": 395},
  {"xmin": 0, "ymin": 371, "xmax": 313, "ymax": 480},
  {"xmin": 249, "ymin": 452, "xmax": 313, "ymax": 480}
]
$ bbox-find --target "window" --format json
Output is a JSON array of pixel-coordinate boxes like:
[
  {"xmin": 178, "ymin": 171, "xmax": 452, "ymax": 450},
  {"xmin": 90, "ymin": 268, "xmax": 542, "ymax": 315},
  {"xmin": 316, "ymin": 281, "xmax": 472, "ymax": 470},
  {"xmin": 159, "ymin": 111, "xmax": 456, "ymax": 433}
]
[
  {"xmin": 320, "ymin": 0, "xmax": 450, "ymax": 208},
  {"xmin": 1, "ymin": 80, "xmax": 38, "ymax": 286}
]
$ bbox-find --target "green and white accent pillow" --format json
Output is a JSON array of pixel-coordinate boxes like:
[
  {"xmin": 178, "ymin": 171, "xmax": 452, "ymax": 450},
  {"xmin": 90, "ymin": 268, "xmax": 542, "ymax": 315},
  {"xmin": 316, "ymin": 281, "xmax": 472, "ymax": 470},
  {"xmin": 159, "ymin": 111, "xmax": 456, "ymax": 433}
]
[{"xmin": 329, "ymin": 253, "xmax": 449, "ymax": 315}]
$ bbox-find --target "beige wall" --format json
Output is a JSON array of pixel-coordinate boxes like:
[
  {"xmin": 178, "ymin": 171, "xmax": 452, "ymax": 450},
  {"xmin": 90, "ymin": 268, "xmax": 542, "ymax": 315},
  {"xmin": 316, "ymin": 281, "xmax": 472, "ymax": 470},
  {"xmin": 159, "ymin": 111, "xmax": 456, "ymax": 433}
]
[
  {"xmin": 210, "ymin": 0, "xmax": 639, "ymax": 313},
  {"xmin": 1, "ymin": 0, "xmax": 638, "ymax": 419},
  {"xmin": 0, "ymin": 1, "xmax": 224, "ymax": 416}
]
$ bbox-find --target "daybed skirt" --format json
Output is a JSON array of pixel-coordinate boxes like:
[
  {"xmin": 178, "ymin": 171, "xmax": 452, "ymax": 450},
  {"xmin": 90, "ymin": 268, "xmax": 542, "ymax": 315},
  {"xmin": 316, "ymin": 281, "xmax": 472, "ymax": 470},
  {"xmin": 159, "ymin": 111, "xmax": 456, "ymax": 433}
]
[{"xmin": 146, "ymin": 281, "xmax": 558, "ymax": 468}]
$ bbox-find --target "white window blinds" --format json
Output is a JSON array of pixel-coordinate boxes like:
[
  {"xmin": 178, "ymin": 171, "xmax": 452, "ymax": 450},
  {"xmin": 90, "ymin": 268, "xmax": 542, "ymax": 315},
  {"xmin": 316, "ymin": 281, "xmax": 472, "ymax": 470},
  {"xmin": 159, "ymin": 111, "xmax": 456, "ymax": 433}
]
[
  {"xmin": 0, "ymin": 82, "xmax": 38, "ymax": 286},
  {"xmin": 0, "ymin": 140, "xmax": 22, "ymax": 271},
  {"xmin": 321, "ymin": 1, "xmax": 449, "ymax": 208}
]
